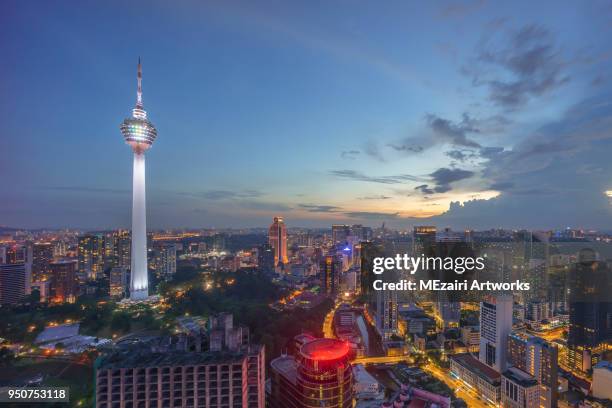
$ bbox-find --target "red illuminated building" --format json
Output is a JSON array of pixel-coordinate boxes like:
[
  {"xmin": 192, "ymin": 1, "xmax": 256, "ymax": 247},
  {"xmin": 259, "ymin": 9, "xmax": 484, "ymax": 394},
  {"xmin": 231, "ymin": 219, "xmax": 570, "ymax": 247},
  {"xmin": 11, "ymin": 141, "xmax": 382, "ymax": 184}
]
[{"xmin": 268, "ymin": 337, "xmax": 353, "ymax": 408}]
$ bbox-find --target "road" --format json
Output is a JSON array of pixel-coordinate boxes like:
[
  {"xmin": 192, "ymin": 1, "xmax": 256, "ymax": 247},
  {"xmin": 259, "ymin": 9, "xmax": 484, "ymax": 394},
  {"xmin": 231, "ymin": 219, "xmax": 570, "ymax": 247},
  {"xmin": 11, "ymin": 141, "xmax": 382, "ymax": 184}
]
[
  {"xmin": 423, "ymin": 363, "xmax": 492, "ymax": 408},
  {"xmin": 322, "ymin": 301, "xmax": 340, "ymax": 338}
]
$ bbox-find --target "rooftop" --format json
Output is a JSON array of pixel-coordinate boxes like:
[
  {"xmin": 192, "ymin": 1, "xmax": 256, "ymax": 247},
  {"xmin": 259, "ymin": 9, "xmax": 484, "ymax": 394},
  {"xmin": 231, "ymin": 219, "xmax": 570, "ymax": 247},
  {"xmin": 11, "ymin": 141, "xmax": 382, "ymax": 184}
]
[
  {"xmin": 300, "ymin": 338, "xmax": 349, "ymax": 361},
  {"xmin": 451, "ymin": 353, "xmax": 501, "ymax": 384},
  {"xmin": 97, "ymin": 345, "xmax": 260, "ymax": 370},
  {"xmin": 503, "ymin": 367, "xmax": 538, "ymax": 388},
  {"xmin": 270, "ymin": 355, "xmax": 298, "ymax": 385}
]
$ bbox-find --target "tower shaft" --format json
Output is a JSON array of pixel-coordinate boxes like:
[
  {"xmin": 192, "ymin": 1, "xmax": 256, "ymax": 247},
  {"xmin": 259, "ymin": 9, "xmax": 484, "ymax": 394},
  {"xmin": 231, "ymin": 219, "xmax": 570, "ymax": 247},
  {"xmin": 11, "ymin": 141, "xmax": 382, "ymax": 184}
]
[{"xmin": 130, "ymin": 151, "xmax": 148, "ymax": 299}]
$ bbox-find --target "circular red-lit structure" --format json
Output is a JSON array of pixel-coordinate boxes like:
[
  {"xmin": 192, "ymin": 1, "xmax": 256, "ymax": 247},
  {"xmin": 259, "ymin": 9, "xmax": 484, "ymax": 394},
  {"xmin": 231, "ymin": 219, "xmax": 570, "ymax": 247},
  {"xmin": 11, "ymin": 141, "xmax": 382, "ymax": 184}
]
[
  {"xmin": 297, "ymin": 338, "xmax": 353, "ymax": 408},
  {"xmin": 300, "ymin": 338, "xmax": 350, "ymax": 361}
]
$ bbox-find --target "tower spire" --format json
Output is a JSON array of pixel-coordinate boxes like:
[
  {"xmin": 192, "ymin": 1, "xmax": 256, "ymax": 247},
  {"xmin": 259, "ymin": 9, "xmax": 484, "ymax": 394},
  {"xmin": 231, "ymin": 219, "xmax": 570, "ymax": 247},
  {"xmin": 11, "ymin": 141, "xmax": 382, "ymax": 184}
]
[{"xmin": 136, "ymin": 57, "xmax": 143, "ymax": 109}]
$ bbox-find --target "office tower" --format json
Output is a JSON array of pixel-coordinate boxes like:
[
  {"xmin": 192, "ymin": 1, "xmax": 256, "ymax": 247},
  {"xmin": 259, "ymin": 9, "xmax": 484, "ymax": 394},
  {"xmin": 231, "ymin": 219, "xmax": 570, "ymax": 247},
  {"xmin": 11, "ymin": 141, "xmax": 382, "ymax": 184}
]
[
  {"xmin": 78, "ymin": 234, "xmax": 105, "ymax": 280},
  {"xmin": 0, "ymin": 245, "xmax": 22, "ymax": 264},
  {"xmin": 109, "ymin": 266, "xmax": 129, "ymax": 298},
  {"xmin": 120, "ymin": 59, "xmax": 157, "ymax": 300},
  {"xmin": 113, "ymin": 230, "xmax": 131, "ymax": 268},
  {"xmin": 31, "ymin": 242, "xmax": 53, "ymax": 282},
  {"xmin": 413, "ymin": 226, "xmax": 436, "ymax": 255},
  {"xmin": 567, "ymin": 248, "xmax": 611, "ymax": 372},
  {"xmin": 479, "ymin": 294, "xmax": 513, "ymax": 373},
  {"xmin": 149, "ymin": 243, "xmax": 177, "ymax": 280},
  {"xmin": 49, "ymin": 260, "xmax": 77, "ymax": 302},
  {"xmin": 268, "ymin": 217, "xmax": 288, "ymax": 267},
  {"xmin": 257, "ymin": 243, "xmax": 274, "ymax": 272},
  {"xmin": 332, "ymin": 224, "xmax": 351, "ymax": 245},
  {"xmin": 268, "ymin": 338, "xmax": 353, "ymax": 408},
  {"xmin": 501, "ymin": 367, "xmax": 539, "ymax": 408},
  {"xmin": 376, "ymin": 287, "xmax": 398, "ymax": 341},
  {"xmin": 507, "ymin": 334, "xmax": 558, "ymax": 408},
  {"xmin": 321, "ymin": 254, "xmax": 340, "ymax": 295},
  {"xmin": 0, "ymin": 263, "xmax": 26, "ymax": 305}
]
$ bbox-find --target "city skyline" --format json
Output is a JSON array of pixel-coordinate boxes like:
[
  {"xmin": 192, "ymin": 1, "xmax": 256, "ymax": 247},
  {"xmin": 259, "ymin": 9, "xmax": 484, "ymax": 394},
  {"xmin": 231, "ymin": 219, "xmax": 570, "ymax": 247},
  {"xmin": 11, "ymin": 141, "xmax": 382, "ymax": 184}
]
[{"xmin": 2, "ymin": 1, "xmax": 612, "ymax": 230}]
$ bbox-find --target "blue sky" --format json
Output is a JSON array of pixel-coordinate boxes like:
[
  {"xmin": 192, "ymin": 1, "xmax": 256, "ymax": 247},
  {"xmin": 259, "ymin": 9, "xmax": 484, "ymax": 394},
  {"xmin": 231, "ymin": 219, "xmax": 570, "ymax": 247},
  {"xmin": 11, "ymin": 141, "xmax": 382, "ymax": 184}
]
[{"xmin": 1, "ymin": 0, "xmax": 612, "ymax": 229}]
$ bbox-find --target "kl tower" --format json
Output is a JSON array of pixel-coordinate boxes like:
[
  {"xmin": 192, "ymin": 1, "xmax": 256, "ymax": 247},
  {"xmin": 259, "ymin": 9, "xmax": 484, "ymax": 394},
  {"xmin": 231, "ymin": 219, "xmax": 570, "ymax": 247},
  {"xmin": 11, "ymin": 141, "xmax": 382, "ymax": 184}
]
[{"xmin": 120, "ymin": 58, "xmax": 157, "ymax": 300}]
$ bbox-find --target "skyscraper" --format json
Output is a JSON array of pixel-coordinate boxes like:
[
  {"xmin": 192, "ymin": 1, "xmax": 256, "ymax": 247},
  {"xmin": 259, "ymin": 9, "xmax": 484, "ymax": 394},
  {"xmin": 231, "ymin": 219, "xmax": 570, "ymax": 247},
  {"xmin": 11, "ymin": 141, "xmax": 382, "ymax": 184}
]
[
  {"xmin": 268, "ymin": 217, "xmax": 288, "ymax": 267},
  {"xmin": 49, "ymin": 260, "xmax": 78, "ymax": 303},
  {"xmin": 0, "ymin": 263, "xmax": 26, "ymax": 305},
  {"xmin": 120, "ymin": 59, "xmax": 157, "ymax": 300},
  {"xmin": 78, "ymin": 234, "xmax": 104, "ymax": 280},
  {"xmin": 479, "ymin": 294, "xmax": 513, "ymax": 373},
  {"xmin": 31, "ymin": 242, "xmax": 53, "ymax": 282}
]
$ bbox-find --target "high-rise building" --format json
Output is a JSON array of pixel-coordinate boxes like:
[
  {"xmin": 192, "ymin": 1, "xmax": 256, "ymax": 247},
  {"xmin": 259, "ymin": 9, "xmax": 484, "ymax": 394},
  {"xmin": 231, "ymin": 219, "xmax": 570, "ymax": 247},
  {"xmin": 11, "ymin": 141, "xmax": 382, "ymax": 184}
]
[
  {"xmin": 257, "ymin": 243, "xmax": 274, "ymax": 272},
  {"xmin": 120, "ymin": 59, "xmax": 157, "ymax": 300},
  {"xmin": 413, "ymin": 226, "xmax": 436, "ymax": 255},
  {"xmin": 49, "ymin": 260, "xmax": 77, "ymax": 302},
  {"xmin": 321, "ymin": 254, "xmax": 340, "ymax": 295},
  {"xmin": 113, "ymin": 230, "xmax": 131, "ymax": 269},
  {"xmin": 507, "ymin": 334, "xmax": 558, "ymax": 408},
  {"xmin": 567, "ymin": 248, "xmax": 611, "ymax": 372},
  {"xmin": 479, "ymin": 294, "xmax": 513, "ymax": 373},
  {"xmin": 268, "ymin": 217, "xmax": 288, "ymax": 267},
  {"xmin": 109, "ymin": 266, "xmax": 129, "ymax": 298},
  {"xmin": 332, "ymin": 224, "xmax": 351, "ymax": 245},
  {"xmin": 376, "ymin": 287, "xmax": 398, "ymax": 341},
  {"xmin": 268, "ymin": 338, "xmax": 353, "ymax": 408},
  {"xmin": 78, "ymin": 234, "xmax": 105, "ymax": 280},
  {"xmin": 0, "ymin": 263, "xmax": 26, "ymax": 305},
  {"xmin": 31, "ymin": 242, "xmax": 53, "ymax": 282},
  {"xmin": 149, "ymin": 243, "xmax": 177, "ymax": 280}
]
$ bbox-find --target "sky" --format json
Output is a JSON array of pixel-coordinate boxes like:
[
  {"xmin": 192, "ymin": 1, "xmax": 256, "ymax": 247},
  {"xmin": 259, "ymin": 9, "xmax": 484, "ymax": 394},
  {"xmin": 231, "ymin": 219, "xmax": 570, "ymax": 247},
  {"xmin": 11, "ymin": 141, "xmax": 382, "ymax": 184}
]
[{"xmin": 1, "ymin": 0, "xmax": 612, "ymax": 230}]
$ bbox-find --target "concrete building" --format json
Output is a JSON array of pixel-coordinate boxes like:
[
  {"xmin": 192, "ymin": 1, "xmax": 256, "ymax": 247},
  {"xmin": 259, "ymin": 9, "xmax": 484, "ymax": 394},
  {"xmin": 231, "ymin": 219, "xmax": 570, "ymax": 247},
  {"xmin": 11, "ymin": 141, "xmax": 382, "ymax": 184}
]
[
  {"xmin": 0, "ymin": 262, "xmax": 26, "ymax": 305},
  {"xmin": 450, "ymin": 353, "xmax": 501, "ymax": 404},
  {"xmin": 501, "ymin": 367, "xmax": 539, "ymax": 408},
  {"xmin": 479, "ymin": 294, "xmax": 513, "ymax": 372},
  {"xmin": 120, "ymin": 59, "xmax": 157, "ymax": 300},
  {"xmin": 592, "ymin": 361, "xmax": 612, "ymax": 401}
]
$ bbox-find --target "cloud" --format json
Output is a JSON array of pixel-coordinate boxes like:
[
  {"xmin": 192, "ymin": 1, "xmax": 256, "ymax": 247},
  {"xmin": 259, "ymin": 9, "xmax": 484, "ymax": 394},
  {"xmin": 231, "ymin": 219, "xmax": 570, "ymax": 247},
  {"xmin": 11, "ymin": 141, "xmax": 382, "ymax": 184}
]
[
  {"xmin": 180, "ymin": 190, "xmax": 262, "ymax": 200},
  {"xmin": 329, "ymin": 169, "xmax": 421, "ymax": 184},
  {"xmin": 364, "ymin": 140, "xmax": 386, "ymax": 162},
  {"xmin": 44, "ymin": 186, "xmax": 129, "ymax": 194},
  {"xmin": 344, "ymin": 211, "xmax": 400, "ymax": 219},
  {"xmin": 426, "ymin": 113, "xmax": 482, "ymax": 148},
  {"xmin": 298, "ymin": 204, "xmax": 342, "ymax": 213},
  {"xmin": 358, "ymin": 195, "xmax": 392, "ymax": 200},
  {"xmin": 387, "ymin": 144, "xmax": 424, "ymax": 153},
  {"xmin": 341, "ymin": 150, "xmax": 360, "ymax": 160},
  {"xmin": 470, "ymin": 24, "xmax": 569, "ymax": 108}
]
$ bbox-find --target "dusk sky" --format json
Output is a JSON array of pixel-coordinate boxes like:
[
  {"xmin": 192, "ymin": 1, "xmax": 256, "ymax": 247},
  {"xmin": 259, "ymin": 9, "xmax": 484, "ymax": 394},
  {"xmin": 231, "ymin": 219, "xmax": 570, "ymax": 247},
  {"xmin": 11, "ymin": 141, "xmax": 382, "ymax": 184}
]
[{"xmin": 2, "ymin": 0, "xmax": 612, "ymax": 230}]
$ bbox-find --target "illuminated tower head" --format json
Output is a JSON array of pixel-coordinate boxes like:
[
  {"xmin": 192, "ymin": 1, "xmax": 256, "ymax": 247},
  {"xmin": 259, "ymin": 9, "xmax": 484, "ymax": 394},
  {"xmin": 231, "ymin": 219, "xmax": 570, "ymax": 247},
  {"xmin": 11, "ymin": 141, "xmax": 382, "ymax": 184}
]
[{"xmin": 120, "ymin": 58, "xmax": 157, "ymax": 154}]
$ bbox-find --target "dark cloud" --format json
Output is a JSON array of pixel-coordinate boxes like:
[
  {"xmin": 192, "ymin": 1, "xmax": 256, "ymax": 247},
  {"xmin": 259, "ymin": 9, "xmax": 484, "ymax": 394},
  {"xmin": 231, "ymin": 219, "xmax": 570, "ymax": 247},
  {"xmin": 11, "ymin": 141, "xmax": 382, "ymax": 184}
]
[
  {"xmin": 445, "ymin": 149, "xmax": 478, "ymax": 162},
  {"xmin": 426, "ymin": 113, "xmax": 482, "ymax": 148},
  {"xmin": 329, "ymin": 170, "xmax": 421, "ymax": 184},
  {"xmin": 414, "ymin": 184, "xmax": 435, "ymax": 195},
  {"xmin": 387, "ymin": 143, "xmax": 424, "ymax": 153},
  {"xmin": 341, "ymin": 150, "xmax": 360, "ymax": 159},
  {"xmin": 471, "ymin": 24, "xmax": 569, "ymax": 108},
  {"xmin": 430, "ymin": 167, "xmax": 474, "ymax": 187},
  {"xmin": 298, "ymin": 204, "xmax": 342, "ymax": 213},
  {"xmin": 413, "ymin": 168, "xmax": 475, "ymax": 195}
]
